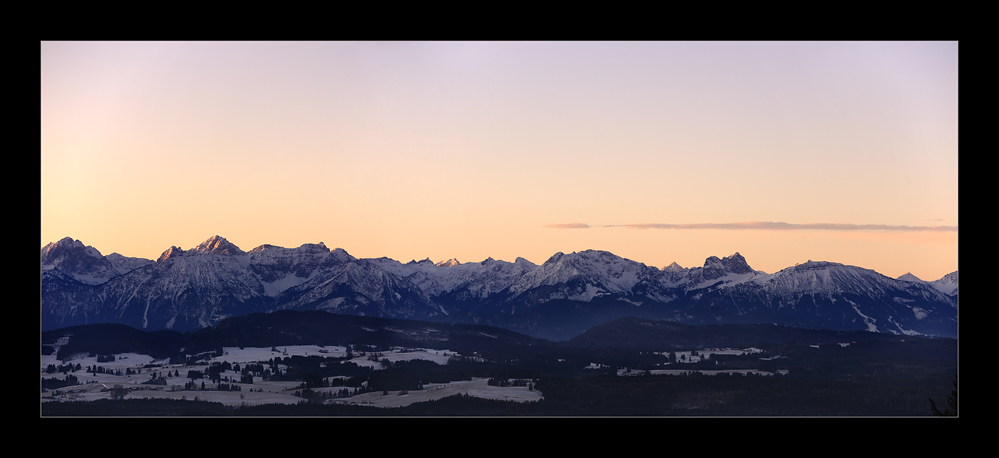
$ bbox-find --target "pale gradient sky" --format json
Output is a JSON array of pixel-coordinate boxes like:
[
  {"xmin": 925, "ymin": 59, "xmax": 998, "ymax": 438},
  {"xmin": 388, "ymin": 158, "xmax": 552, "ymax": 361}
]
[{"xmin": 40, "ymin": 41, "xmax": 958, "ymax": 280}]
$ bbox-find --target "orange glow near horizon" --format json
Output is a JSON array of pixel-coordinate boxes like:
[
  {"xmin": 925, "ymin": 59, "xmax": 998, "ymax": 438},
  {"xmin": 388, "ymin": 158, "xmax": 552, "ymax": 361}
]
[{"xmin": 41, "ymin": 41, "xmax": 958, "ymax": 282}]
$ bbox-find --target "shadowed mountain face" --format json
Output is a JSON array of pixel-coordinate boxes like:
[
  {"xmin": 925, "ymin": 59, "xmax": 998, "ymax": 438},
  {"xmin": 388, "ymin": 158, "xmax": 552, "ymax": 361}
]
[{"xmin": 41, "ymin": 236, "xmax": 958, "ymax": 340}]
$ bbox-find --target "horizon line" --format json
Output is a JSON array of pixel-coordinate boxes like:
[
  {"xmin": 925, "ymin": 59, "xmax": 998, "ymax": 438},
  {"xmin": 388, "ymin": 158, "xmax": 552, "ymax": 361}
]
[{"xmin": 543, "ymin": 221, "xmax": 958, "ymax": 231}]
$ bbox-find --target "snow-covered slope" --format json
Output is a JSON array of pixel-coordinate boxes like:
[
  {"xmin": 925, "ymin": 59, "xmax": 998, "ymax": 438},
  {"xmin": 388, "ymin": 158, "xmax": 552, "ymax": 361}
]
[
  {"xmin": 42, "ymin": 236, "xmax": 441, "ymax": 331},
  {"xmin": 897, "ymin": 272, "xmax": 924, "ymax": 283},
  {"xmin": 744, "ymin": 261, "xmax": 958, "ymax": 336},
  {"xmin": 246, "ymin": 242, "xmax": 337, "ymax": 296},
  {"xmin": 931, "ymin": 271, "xmax": 959, "ymax": 296},
  {"xmin": 89, "ymin": 237, "xmax": 271, "ymax": 330},
  {"xmin": 506, "ymin": 250, "xmax": 661, "ymax": 303},
  {"xmin": 673, "ymin": 252, "xmax": 771, "ymax": 290},
  {"xmin": 898, "ymin": 270, "xmax": 959, "ymax": 297},
  {"xmin": 41, "ymin": 236, "xmax": 958, "ymax": 339},
  {"xmin": 273, "ymin": 252, "xmax": 446, "ymax": 319},
  {"xmin": 367, "ymin": 256, "xmax": 537, "ymax": 305},
  {"xmin": 40, "ymin": 237, "xmax": 138, "ymax": 285},
  {"xmin": 764, "ymin": 261, "xmax": 899, "ymax": 298}
]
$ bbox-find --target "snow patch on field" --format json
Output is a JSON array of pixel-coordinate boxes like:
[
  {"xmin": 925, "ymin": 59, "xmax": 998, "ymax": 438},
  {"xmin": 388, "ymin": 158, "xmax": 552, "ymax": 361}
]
[{"xmin": 41, "ymin": 345, "xmax": 538, "ymax": 408}]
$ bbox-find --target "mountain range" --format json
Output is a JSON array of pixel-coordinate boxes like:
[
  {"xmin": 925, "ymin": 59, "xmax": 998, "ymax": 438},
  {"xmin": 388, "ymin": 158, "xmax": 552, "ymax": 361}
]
[{"xmin": 40, "ymin": 235, "xmax": 958, "ymax": 340}]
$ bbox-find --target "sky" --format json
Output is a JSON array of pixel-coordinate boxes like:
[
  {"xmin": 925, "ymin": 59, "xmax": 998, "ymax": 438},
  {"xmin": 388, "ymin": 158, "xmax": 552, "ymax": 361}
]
[{"xmin": 40, "ymin": 41, "xmax": 958, "ymax": 280}]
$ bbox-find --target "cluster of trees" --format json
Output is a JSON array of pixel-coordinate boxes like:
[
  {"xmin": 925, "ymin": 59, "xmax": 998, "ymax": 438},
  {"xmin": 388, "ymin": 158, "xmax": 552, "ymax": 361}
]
[
  {"xmin": 89, "ymin": 365, "xmax": 132, "ymax": 376},
  {"xmin": 264, "ymin": 354, "xmax": 371, "ymax": 382},
  {"xmin": 292, "ymin": 387, "xmax": 360, "ymax": 404},
  {"xmin": 45, "ymin": 363, "xmax": 81, "ymax": 374},
  {"xmin": 181, "ymin": 380, "xmax": 243, "ymax": 391},
  {"xmin": 143, "ymin": 370, "xmax": 174, "ymax": 380},
  {"xmin": 42, "ymin": 319, "xmax": 955, "ymax": 416},
  {"xmin": 487, "ymin": 378, "xmax": 534, "ymax": 390},
  {"xmin": 182, "ymin": 348, "xmax": 224, "ymax": 365},
  {"xmin": 216, "ymin": 383, "xmax": 242, "ymax": 392},
  {"xmin": 241, "ymin": 363, "xmax": 265, "ymax": 376},
  {"xmin": 108, "ymin": 384, "xmax": 129, "ymax": 400},
  {"xmin": 182, "ymin": 361, "xmax": 260, "ymax": 385},
  {"xmin": 42, "ymin": 373, "xmax": 79, "ymax": 390}
]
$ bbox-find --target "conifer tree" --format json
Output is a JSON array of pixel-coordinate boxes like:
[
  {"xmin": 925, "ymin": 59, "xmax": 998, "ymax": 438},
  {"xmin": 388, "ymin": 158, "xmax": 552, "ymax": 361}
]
[{"xmin": 930, "ymin": 374, "xmax": 957, "ymax": 416}]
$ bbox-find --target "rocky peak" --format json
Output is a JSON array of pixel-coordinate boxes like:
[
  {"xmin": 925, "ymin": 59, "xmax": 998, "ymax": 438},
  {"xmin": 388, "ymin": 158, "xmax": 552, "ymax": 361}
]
[
  {"xmin": 41, "ymin": 237, "xmax": 82, "ymax": 252},
  {"xmin": 938, "ymin": 271, "xmax": 958, "ymax": 284},
  {"xmin": 662, "ymin": 261, "xmax": 686, "ymax": 272},
  {"xmin": 720, "ymin": 252, "xmax": 754, "ymax": 274},
  {"xmin": 930, "ymin": 271, "xmax": 958, "ymax": 296},
  {"xmin": 514, "ymin": 257, "xmax": 536, "ymax": 267},
  {"xmin": 40, "ymin": 237, "xmax": 119, "ymax": 284},
  {"xmin": 897, "ymin": 272, "xmax": 923, "ymax": 282},
  {"xmin": 248, "ymin": 244, "xmax": 276, "ymax": 253},
  {"xmin": 249, "ymin": 242, "xmax": 330, "ymax": 255},
  {"xmin": 436, "ymin": 258, "xmax": 461, "ymax": 267},
  {"xmin": 105, "ymin": 252, "xmax": 154, "ymax": 274},
  {"xmin": 157, "ymin": 246, "xmax": 187, "ymax": 262},
  {"xmin": 194, "ymin": 235, "xmax": 245, "ymax": 256},
  {"xmin": 41, "ymin": 237, "xmax": 101, "ymax": 265},
  {"xmin": 546, "ymin": 252, "xmax": 565, "ymax": 264},
  {"xmin": 696, "ymin": 252, "xmax": 756, "ymax": 281},
  {"xmin": 328, "ymin": 247, "xmax": 356, "ymax": 263}
]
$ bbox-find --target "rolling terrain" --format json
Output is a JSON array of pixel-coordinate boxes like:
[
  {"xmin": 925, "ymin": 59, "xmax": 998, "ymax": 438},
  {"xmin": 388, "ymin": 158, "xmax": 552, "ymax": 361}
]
[{"xmin": 41, "ymin": 311, "xmax": 957, "ymax": 416}]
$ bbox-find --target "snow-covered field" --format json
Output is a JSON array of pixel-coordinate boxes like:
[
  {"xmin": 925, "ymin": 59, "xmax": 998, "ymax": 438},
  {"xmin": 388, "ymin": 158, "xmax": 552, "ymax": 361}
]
[
  {"xmin": 41, "ymin": 344, "xmax": 540, "ymax": 408},
  {"xmin": 42, "ymin": 343, "xmax": 789, "ymax": 409},
  {"xmin": 610, "ymin": 347, "xmax": 786, "ymax": 376},
  {"xmin": 335, "ymin": 378, "xmax": 542, "ymax": 408},
  {"xmin": 625, "ymin": 369, "xmax": 789, "ymax": 376},
  {"xmin": 651, "ymin": 347, "xmax": 763, "ymax": 364}
]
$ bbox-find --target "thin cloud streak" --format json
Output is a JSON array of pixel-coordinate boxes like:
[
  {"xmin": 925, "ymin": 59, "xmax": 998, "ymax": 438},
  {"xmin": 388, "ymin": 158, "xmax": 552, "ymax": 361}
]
[{"xmin": 546, "ymin": 222, "xmax": 958, "ymax": 231}]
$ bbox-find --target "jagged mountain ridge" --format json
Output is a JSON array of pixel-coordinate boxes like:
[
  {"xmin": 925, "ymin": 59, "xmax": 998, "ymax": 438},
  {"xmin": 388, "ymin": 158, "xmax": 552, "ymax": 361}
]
[
  {"xmin": 898, "ymin": 270, "xmax": 958, "ymax": 297},
  {"xmin": 41, "ymin": 237, "xmax": 154, "ymax": 285},
  {"xmin": 40, "ymin": 236, "xmax": 958, "ymax": 340},
  {"xmin": 41, "ymin": 236, "xmax": 448, "ymax": 332}
]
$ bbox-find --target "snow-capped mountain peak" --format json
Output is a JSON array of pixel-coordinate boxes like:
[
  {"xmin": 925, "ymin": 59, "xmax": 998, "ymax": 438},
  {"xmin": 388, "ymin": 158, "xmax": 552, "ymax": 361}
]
[
  {"xmin": 104, "ymin": 252, "xmax": 154, "ymax": 275},
  {"xmin": 508, "ymin": 249, "xmax": 656, "ymax": 302},
  {"xmin": 329, "ymin": 247, "xmax": 355, "ymax": 264},
  {"xmin": 155, "ymin": 235, "xmax": 248, "ymax": 262},
  {"xmin": 514, "ymin": 257, "xmax": 534, "ymax": 265},
  {"xmin": 157, "ymin": 246, "xmax": 187, "ymax": 262},
  {"xmin": 701, "ymin": 252, "xmax": 755, "ymax": 275},
  {"xmin": 662, "ymin": 262, "xmax": 687, "ymax": 272},
  {"xmin": 678, "ymin": 252, "xmax": 767, "ymax": 289},
  {"xmin": 41, "ymin": 237, "xmax": 959, "ymax": 339},
  {"xmin": 930, "ymin": 271, "xmax": 958, "ymax": 296},
  {"xmin": 194, "ymin": 235, "xmax": 245, "ymax": 256},
  {"xmin": 762, "ymin": 260, "xmax": 900, "ymax": 297},
  {"xmin": 894, "ymin": 271, "xmax": 958, "ymax": 296},
  {"xmin": 41, "ymin": 237, "xmax": 98, "ymax": 260},
  {"xmin": 897, "ymin": 272, "xmax": 924, "ymax": 282},
  {"xmin": 40, "ymin": 237, "xmax": 121, "ymax": 285}
]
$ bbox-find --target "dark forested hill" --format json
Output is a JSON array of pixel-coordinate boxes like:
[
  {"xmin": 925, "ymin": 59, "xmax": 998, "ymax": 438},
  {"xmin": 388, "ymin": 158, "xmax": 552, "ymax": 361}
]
[
  {"xmin": 565, "ymin": 316, "xmax": 918, "ymax": 350},
  {"xmin": 42, "ymin": 310, "xmax": 554, "ymax": 362}
]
